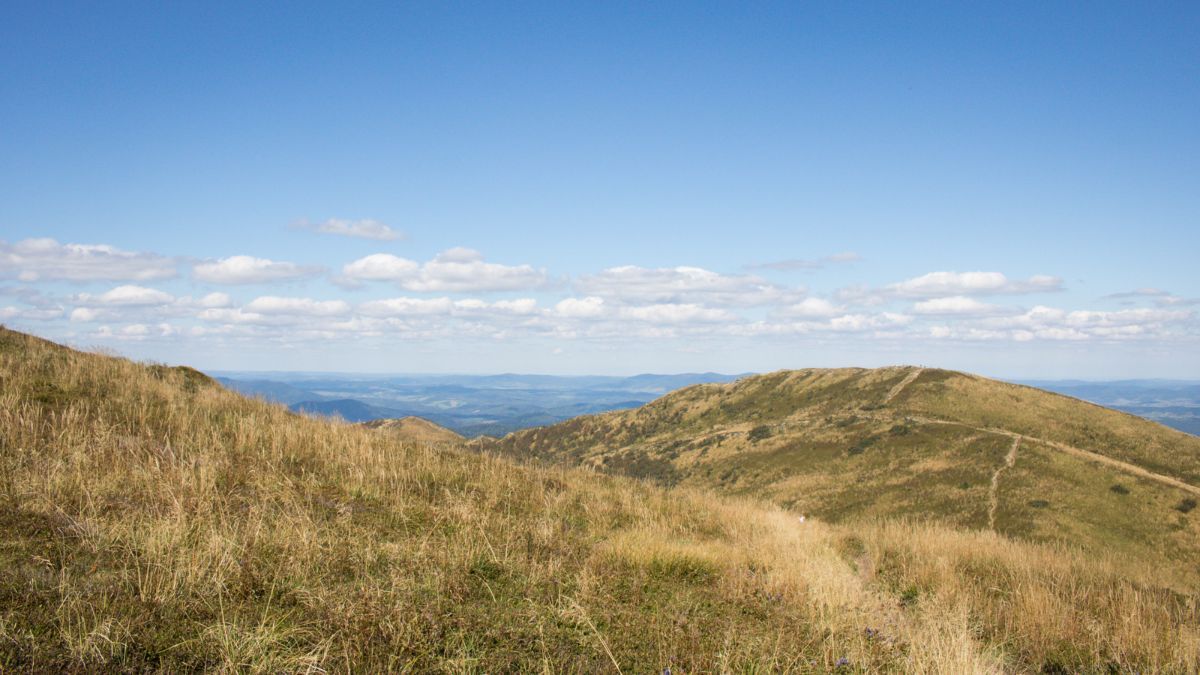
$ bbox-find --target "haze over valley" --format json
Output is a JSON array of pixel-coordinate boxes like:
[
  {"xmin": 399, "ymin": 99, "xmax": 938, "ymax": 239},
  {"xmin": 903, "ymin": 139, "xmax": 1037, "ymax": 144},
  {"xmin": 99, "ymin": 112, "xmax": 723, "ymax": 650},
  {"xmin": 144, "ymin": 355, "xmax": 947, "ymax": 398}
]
[{"xmin": 219, "ymin": 370, "xmax": 1200, "ymax": 437}]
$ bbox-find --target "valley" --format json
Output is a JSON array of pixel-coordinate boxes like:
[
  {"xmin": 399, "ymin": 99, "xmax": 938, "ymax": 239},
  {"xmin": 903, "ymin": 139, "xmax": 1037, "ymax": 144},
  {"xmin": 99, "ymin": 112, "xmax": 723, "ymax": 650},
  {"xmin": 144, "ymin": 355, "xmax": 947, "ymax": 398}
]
[{"xmin": 217, "ymin": 371, "xmax": 742, "ymax": 437}]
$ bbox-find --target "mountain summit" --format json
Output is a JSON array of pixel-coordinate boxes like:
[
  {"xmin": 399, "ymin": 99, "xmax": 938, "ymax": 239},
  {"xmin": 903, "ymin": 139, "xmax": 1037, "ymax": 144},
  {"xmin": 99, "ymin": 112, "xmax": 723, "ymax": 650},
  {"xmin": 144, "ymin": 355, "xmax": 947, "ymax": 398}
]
[{"xmin": 360, "ymin": 416, "xmax": 464, "ymax": 444}]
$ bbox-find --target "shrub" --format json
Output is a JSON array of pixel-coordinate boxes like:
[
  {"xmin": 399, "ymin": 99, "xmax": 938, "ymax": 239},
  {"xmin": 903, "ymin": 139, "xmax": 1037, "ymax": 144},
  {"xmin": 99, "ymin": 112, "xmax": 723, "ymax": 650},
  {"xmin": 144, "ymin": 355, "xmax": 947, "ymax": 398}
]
[
  {"xmin": 748, "ymin": 425, "xmax": 772, "ymax": 442},
  {"xmin": 1109, "ymin": 484, "xmax": 1130, "ymax": 495},
  {"xmin": 847, "ymin": 434, "xmax": 879, "ymax": 456},
  {"xmin": 1176, "ymin": 498, "xmax": 1197, "ymax": 514}
]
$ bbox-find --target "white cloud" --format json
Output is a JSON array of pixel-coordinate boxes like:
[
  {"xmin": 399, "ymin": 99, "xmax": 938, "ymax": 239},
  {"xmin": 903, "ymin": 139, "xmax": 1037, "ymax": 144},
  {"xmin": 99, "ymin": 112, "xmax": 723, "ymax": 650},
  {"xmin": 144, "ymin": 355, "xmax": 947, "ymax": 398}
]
[
  {"xmin": 244, "ymin": 296, "xmax": 351, "ymax": 316},
  {"xmin": 70, "ymin": 307, "xmax": 103, "ymax": 322},
  {"xmin": 193, "ymin": 256, "xmax": 323, "ymax": 284},
  {"xmin": 887, "ymin": 271, "xmax": 1062, "ymax": 298},
  {"xmin": 406, "ymin": 248, "xmax": 547, "ymax": 292},
  {"xmin": 618, "ymin": 303, "xmax": 735, "ymax": 324},
  {"xmin": 0, "ymin": 305, "xmax": 63, "ymax": 321},
  {"xmin": 198, "ymin": 292, "xmax": 232, "ymax": 308},
  {"xmin": 341, "ymin": 254, "xmax": 420, "ymax": 280},
  {"xmin": 918, "ymin": 305, "xmax": 1200, "ymax": 342},
  {"xmin": 777, "ymin": 297, "xmax": 843, "ymax": 318},
  {"xmin": 359, "ymin": 297, "xmax": 454, "ymax": 316},
  {"xmin": 357, "ymin": 296, "xmax": 539, "ymax": 318},
  {"xmin": 474, "ymin": 298, "xmax": 539, "ymax": 315},
  {"xmin": 0, "ymin": 238, "xmax": 177, "ymax": 282},
  {"xmin": 912, "ymin": 296, "xmax": 1005, "ymax": 316},
  {"xmin": 342, "ymin": 249, "xmax": 547, "ymax": 292},
  {"xmin": 555, "ymin": 296, "xmax": 607, "ymax": 318},
  {"xmin": 293, "ymin": 218, "xmax": 403, "ymax": 241},
  {"xmin": 576, "ymin": 265, "xmax": 793, "ymax": 306},
  {"xmin": 91, "ymin": 285, "xmax": 175, "ymax": 306},
  {"xmin": 91, "ymin": 322, "xmax": 179, "ymax": 341},
  {"xmin": 828, "ymin": 312, "xmax": 913, "ymax": 332},
  {"xmin": 990, "ymin": 305, "xmax": 1192, "ymax": 331}
]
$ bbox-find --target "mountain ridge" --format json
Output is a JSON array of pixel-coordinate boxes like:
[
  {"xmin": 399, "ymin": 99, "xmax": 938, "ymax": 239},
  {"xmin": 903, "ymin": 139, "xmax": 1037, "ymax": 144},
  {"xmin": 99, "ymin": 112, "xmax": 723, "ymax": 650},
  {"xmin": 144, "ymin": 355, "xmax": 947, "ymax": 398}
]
[
  {"xmin": 479, "ymin": 365, "xmax": 1200, "ymax": 575},
  {"xmin": 2, "ymin": 327, "xmax": 1199, "ymax": 671}
]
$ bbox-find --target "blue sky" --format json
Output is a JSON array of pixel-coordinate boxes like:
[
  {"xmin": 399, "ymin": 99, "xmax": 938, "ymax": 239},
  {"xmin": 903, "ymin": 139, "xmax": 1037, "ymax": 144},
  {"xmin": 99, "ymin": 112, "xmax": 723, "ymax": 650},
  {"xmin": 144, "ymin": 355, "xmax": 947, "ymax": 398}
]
[{"xmin": 1, "ymin": 2, "xmax": 1197, "ymax": 378}]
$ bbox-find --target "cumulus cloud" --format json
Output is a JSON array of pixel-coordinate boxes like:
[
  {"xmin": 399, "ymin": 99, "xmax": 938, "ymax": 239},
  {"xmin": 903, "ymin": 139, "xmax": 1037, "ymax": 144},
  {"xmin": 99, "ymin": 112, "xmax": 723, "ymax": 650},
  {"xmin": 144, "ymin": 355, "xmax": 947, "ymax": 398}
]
[
  {"xmin": 777, "ymin": 297, "xmax": 844, "ymax": 318},
  {"xmin": 342, "ymin": 253, "xmax": 419, "ymax": 280},
  {"xmin": 455, "ymin": 298, "xmax": 539, "ymax": 315},
  {"xmin": 828, "ymin": 312, "xmax": 913, "ymax": 332},
  {"xmin": 0, "ymin": 305, "xmax": 63, "ymax": 321},
  {"xmin": 357, "ymin": 296, "xmax": 539, "ymax": 318},
  {"xmin": 918, "ymin": 305, "xmax": 1199, "ymax": 342},
  {"xmin": 292, "ymin": 218, "xmax": 402, "ymax": 241},
  {"xmin": 193, "ymin": 256, "xmax": 323, "ymax": 284},
  {"xmin": 618, "ymin": 303, "xmax": 735, "ymax": 324},
  {"xmin": 244, "ymin": 296, "xmax": 351, "ymax": 317},
  {"xmin": 887, "ymin": 271, "xmax": 1062, "ymax": 298},
  {"xmin": 92, "ymin": 323, "xmax": 178, "ymax": 341},
  {"xmin": 0, "ymin": 238, "xmax": 177, "ymax": 282},
  {"xmin": 575, "ymin": 265, "xmax": 794, "ymax": 306},
  {"xmin": 87, "ymin": 285, "xmax": 175, "ymax": 306},
  {"xmin": 197, "ymin": 292, "xmax": 232, "ymax": 308},
  {"xmin": 912, "ymin": 296, "xmax": 1006, "ymax": 316},
  {"xmin": 555, "ymin": 296, "xmax": 606, "ymax": 319},
  {"xmin": 70, "ymin": 307, "xmax": 103, "ymax": 322},
  {"xmin": 358, "ymin": 297, "xmax": 454, "ymax": 316},
  {"xmin": 990, "ymin": 305, "xmax": 1192, "ymax": 330},
  {"xmin": 342, "ymin": 248, "xmax": 548, "ymax": 292}
]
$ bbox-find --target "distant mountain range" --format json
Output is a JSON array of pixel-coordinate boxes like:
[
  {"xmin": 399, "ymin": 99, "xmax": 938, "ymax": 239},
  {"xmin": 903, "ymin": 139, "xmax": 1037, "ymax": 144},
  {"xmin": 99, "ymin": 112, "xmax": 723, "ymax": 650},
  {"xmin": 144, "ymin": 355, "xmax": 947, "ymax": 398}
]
[
  {"xmin": 215, "ymin": 372, "xmax": 746, "ymax": 437},
  {"xmin": 1018, "ymin": 379, "xmax": 1200, "ymax": 436},
  {"xmin": 216, "ymin": 371, "xmax": 1200, "ymax": 438}
]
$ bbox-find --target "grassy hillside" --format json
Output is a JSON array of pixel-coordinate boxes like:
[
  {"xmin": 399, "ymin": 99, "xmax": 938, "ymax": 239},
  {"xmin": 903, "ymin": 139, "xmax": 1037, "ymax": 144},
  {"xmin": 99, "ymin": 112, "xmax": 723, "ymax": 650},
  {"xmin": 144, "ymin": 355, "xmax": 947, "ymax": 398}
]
[
  {"xmin": 482, "ymin": 366, "xmax": 1200, "ymax": 582},
  {"xmin": 360, "ymin": 416, "xmax": 465, "ymax": 444},
  {"xmin": 1, "ymin": 329, "xmax": 1199, "ymax": 672}
]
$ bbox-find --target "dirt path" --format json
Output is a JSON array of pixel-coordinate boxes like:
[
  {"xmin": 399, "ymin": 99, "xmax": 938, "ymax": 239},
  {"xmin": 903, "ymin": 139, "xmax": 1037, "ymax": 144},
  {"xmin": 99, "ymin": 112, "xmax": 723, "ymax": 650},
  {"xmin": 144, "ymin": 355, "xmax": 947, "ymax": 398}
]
[
  {"xmin": 987, "ymin": 436, "xmax": 1020, "ymax": 530},
  {"xmin": 883, "ymin": 368, "xmax": 924, "ymax": 405},
  {"xmin": 1037, "ymin": 437, "xmax": 1200, "ymax": 497},
  {"xmin": 910, "ymin": 415, "xmax": 1200, "ymax": 498}
]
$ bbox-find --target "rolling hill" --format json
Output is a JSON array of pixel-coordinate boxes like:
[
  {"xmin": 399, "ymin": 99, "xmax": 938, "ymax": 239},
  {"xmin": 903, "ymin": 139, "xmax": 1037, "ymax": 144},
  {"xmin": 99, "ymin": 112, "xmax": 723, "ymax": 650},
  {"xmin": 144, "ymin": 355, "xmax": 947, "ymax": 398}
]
[
  {"xmin": 481, "ymin": 366, "xmax": 1200, "ymax": 577},
  {"xmin": 360, "ymin": 416, "xmax": 465, "ymax": 444},
  {"xmin": 2, "ymin": 328, "xmax": 1199, "ymax": 672}
]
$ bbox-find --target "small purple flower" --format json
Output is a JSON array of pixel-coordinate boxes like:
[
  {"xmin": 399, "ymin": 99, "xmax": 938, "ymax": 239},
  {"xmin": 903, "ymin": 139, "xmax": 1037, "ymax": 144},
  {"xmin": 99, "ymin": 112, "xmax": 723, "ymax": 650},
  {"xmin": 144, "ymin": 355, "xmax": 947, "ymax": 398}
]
[{"xmin": 835, "ymin": 656, "xmax": 850, "ymax": 668}]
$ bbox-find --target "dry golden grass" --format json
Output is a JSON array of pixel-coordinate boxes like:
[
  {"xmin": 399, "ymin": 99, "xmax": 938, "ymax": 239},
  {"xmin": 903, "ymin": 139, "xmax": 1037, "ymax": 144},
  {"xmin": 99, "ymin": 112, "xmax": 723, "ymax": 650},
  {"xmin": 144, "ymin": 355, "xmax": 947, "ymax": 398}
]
[
  {"xmin": 1, "ymin": 327, "xmax": 1198, "ymax": 672},
  {"xmin": 483, "ymin": 365, "xmax": 1200, "ymax": 577},
  {"xmin": 360, "ymin": 416, "xmax": 465, "ymax": 444}
]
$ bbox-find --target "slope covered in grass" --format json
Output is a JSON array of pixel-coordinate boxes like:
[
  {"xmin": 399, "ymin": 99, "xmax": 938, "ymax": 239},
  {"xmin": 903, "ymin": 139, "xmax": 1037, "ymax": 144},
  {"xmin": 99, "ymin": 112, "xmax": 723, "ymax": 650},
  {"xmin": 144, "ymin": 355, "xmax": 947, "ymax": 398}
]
[
  {"xmin": 1, "ymin": 329, "xmax": 1198, "ymax": 672},
  {"xmin": 360, "ymin": 416, "xmax": 465, "ymax": 444},
  {"xmin": 482, "ymin": 366, "xmax": 1200, "ymax": 580}
]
